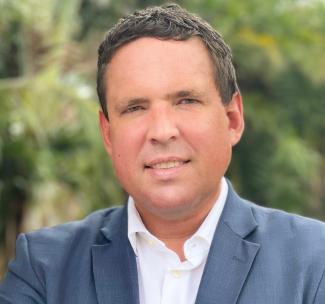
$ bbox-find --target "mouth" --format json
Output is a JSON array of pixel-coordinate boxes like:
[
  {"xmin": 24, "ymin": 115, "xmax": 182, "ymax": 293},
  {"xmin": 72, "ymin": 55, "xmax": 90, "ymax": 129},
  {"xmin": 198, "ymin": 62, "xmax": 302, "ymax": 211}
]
[{"xmin": 145, "ymin": 159, "xmax": 190, "ymax": 170}]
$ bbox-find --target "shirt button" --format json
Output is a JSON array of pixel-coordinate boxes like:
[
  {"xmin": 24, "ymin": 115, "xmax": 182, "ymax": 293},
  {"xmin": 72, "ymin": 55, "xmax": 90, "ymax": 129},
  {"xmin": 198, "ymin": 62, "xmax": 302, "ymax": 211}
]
[{"xmin": 170, "ymin": 270, "xmax": 181, "ymax": 278}]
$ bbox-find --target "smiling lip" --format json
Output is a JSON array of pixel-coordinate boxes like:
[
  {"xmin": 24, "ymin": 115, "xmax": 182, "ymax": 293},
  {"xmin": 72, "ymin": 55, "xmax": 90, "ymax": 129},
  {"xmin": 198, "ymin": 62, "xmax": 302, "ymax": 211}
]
[{"xmin": 145, "ymin": 158, "xmax": 190, "ymax": 170}]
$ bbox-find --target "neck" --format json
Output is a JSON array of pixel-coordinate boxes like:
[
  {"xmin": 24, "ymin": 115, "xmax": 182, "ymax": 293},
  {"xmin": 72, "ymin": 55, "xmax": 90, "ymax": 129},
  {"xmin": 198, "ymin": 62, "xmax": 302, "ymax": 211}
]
[{"xmin": 135, "ymin": 197, "xmax": 217, "ymax": 261}]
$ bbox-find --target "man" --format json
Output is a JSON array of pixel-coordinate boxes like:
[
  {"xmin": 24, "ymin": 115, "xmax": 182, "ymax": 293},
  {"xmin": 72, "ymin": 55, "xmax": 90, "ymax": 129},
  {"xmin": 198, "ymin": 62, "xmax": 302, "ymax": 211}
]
[{"xmin": 0, "ymin": 4, "xmax": 324, "ymax": 303}]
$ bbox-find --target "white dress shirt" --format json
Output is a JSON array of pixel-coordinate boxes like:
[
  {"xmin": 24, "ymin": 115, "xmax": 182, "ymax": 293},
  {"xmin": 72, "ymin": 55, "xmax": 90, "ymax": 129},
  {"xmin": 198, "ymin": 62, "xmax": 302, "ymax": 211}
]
[{"xmin": 127, "ymin": 177, "xmax": 228, "ymax": 304}]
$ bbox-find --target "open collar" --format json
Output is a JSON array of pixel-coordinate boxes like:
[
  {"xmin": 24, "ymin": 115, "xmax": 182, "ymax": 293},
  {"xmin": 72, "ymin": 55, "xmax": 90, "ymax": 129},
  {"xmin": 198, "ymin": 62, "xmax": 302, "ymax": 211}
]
[{"xmin": 195, "ymin": 181, "xmax": 260, "ymax": 304}]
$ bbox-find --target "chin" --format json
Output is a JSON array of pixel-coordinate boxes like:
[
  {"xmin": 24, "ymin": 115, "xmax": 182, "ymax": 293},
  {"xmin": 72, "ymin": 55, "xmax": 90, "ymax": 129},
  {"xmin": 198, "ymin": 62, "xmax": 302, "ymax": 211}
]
[{"xmin": 145, "ymin": 195, "xmax": 198, "ymax": 220}]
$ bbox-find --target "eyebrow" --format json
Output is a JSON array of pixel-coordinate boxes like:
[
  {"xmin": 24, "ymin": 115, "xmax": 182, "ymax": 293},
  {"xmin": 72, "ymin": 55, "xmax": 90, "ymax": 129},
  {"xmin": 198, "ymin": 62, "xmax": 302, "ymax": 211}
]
[{"xmin": 166, "ymin": 89, "xmax": 206, "ymax": 100}]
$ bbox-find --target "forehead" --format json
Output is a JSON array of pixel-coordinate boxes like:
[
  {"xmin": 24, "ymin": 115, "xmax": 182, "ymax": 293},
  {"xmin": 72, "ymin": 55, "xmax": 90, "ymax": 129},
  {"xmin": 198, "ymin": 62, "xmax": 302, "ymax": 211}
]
[
  {"xmin": 105, "ymin": 37, "xmax": 216, "ymax": 102},
  {"xmin": 108, "ymin": 36, "xmax": 213, "ymax": 70}
]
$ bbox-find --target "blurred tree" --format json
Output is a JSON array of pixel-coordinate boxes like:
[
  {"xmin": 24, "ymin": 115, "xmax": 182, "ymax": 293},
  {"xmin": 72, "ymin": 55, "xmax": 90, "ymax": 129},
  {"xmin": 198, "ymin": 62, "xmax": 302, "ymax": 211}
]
[{"xmin": 0, "ymin": 0, "xmax": 124, "ymax": 276}]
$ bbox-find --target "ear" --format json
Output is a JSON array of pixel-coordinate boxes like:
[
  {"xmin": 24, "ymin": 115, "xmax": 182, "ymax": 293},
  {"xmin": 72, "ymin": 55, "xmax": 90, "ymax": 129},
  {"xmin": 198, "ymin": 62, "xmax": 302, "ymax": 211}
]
[
  {"xmin": 99, "ymin": 111, "xmax": 113, "ymax": 156},
  {"xmin": 225, "ymin": 92, "xmax": 245, "ymax": 146}
]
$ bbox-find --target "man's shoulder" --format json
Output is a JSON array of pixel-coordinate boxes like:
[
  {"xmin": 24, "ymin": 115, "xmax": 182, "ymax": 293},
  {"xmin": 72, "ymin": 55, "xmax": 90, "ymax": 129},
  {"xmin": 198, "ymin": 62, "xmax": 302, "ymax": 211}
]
[
  {"xmin": 249, "ymin": 200, "xmax": 325, "ymax": 231},
  {"xmin": 225, "ymin": 183, "xmax": 325, "ymax": 243},
  {"xmin": 246, "ymin": 200, "xmax": 325, "ymax": 251},
  {"xmin": 0, "ymin": 206, "xmax": 127, "ymax": 301},
  {"xmin": 24, "ymin": 205, "xmax": 124, "ymax": 251}
]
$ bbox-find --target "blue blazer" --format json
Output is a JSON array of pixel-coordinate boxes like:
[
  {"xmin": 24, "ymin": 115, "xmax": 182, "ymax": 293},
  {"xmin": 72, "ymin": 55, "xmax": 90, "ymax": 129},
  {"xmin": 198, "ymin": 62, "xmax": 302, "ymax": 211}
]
[{"xmin": 1, "ymin": 182, "xmax": 325, "ymax": 303}]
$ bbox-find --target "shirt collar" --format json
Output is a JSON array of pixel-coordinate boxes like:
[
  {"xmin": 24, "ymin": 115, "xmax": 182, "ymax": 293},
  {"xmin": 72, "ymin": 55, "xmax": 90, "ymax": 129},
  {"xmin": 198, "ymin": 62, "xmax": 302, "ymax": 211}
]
[
  {"xmin": 190, "ymin": 177, "xmax": 228, "ymax": 246},
  {"xmin": 127, "ymin": 177, "xmax": 228, "ymax": 256}
]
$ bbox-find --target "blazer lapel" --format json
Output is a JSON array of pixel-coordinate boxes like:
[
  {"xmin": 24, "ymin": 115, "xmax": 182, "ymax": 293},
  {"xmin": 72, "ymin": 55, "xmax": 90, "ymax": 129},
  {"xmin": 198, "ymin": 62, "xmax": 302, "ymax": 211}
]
[
  {"xmin": 195, "ymin": 182, "xmax": 260, "ymax": 304},
  {"xmin": 92, "ymin": 207, "xmax": 139, "ymax": 304}
]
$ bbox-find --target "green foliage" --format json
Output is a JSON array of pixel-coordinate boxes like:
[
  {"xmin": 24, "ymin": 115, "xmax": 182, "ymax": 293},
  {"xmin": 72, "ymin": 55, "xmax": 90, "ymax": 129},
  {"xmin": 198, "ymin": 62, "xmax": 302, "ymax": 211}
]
[{"xmin": 0, "ymin": 0, "xmax": 125, "ymax": 274}]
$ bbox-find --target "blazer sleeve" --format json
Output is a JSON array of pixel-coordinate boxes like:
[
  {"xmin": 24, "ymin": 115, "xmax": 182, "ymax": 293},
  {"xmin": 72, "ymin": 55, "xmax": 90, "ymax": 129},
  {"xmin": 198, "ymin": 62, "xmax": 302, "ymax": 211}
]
[
  {"xmin": 0, "ymin": 234, "xmax": 46, "ymax": 304},
  {"xmin": 313, "ymin": 268, "xmax": 325, "ymax": 304}
]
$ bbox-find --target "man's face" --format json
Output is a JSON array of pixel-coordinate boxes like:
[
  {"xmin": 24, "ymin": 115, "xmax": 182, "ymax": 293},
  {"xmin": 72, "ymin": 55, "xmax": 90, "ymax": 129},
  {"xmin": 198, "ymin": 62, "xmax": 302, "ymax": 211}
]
[{"xmin": 99, "ymin": 37, "xmax": 244, "ymax": 221}]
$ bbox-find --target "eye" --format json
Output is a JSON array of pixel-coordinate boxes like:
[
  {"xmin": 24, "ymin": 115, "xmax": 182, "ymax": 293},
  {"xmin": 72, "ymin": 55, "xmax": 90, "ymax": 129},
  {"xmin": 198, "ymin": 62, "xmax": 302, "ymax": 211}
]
[
  {"xmin": 178, "ymin": 98, "xmax": 199, "ymax": 105},
  {"xmin": 122, "ymin": 105, "xmax": 145, "ymax": 114}
]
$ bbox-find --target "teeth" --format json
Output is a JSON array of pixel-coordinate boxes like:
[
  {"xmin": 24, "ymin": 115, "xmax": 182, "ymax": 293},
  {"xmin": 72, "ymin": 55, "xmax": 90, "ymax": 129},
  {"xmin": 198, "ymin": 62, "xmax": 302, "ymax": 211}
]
[{"xmin": 151, "ymin": 161, "xmax": 183, "ymax": 169}]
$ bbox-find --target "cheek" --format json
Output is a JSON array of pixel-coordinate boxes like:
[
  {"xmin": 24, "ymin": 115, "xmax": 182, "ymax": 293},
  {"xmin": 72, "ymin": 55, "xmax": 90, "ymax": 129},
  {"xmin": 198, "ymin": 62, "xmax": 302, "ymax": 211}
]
[
  {"xmin": 109, "ymin": 125, "xmax": 143, "ymax": 171},
  {"xmin": 188, "ymin": 115, "xmax": 230, "ymax": 148},
  {"xmin": 110, "ymin": 123, "xmax": 140, "ymax": 153},
  {"xmin": 111, "ymin": 148, "xmax": 135, "ymax": 189},
  {"xmin": 189, "ymin": 116, "xmax": 232, "ymax": 166}
]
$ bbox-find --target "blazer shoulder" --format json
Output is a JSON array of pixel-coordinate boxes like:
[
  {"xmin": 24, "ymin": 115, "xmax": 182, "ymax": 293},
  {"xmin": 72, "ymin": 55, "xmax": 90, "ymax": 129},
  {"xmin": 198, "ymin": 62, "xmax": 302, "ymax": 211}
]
[
  {"xmin": 248, "ymin": 200, "xmax": 325, "ymax": 253},
  {"xmin": 18, "ymin": 205, "xmax": 125, "ymax": 272},
  {"xmin": 0, "ymin": 206, "xmax": 125, "ymax": 301},
  {"xmin": 249, "ymin": 200, "xmax": 325, "ymax": 229},
  {"xmin": 25, "ymin": 205, "xmax": 123, "ymax": 247}
]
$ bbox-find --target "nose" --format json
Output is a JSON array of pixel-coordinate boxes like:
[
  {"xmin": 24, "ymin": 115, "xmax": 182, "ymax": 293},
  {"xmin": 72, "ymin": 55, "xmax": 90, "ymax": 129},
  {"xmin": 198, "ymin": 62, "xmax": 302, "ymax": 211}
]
[{"xmin": 146, "ymin": 104, "xmax": 180, "ymax": 145}]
